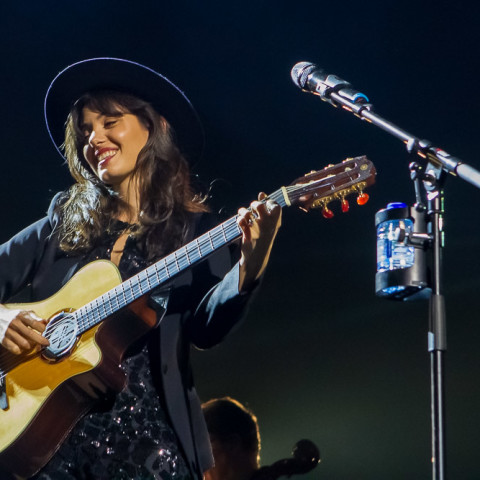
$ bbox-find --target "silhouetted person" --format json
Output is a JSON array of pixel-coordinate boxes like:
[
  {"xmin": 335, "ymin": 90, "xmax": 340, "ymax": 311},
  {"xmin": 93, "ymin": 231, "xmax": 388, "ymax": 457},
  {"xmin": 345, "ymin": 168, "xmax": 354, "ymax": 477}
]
[
  {"xmin": 202, "ymin": 397, "xmax": 260, "ymax": 480},
  {"xmin": 202, "ymin": 397, "xmax": 321, "ymax": 480}
]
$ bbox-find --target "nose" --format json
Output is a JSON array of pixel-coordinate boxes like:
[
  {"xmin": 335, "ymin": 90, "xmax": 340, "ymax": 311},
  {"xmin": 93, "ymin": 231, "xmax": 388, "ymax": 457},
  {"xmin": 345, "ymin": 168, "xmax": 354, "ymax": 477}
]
[{"xmin": 88, "ymin": 128, "xmax": 106, "ymax": 149}]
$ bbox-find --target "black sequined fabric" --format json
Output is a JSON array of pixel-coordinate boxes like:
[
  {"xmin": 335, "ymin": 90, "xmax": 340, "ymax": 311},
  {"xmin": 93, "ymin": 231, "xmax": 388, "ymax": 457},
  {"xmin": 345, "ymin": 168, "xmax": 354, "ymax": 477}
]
[
  {"xmin": 33, "ymin": 348, "xmax": 192, "ymax": 480},
  {"xmin": 32, "ymin": 223, "xmax": 193, "ymax": 480}
]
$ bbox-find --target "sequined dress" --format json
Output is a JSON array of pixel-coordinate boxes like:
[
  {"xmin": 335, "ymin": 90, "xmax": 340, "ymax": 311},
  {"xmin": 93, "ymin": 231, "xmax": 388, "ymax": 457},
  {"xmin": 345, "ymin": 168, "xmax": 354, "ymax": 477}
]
[{"xmin": 33, "ymin": 222, "xmax": 193, "ymax": 480}]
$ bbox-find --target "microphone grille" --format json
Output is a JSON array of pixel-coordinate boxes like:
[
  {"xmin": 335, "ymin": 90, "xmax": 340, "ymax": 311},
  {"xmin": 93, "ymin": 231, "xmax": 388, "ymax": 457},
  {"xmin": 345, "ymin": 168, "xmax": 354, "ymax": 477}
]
[{"xmin": 291, "ymin": 62, "xmax": 316, "ymax": 89}]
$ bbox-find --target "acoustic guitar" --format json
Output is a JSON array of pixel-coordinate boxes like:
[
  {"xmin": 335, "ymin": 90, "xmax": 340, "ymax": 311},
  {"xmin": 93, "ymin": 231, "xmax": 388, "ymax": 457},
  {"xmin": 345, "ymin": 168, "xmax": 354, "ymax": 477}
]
[{"xmin": 0, "ymin": 156, "xmax": 375, "ymax": 478}]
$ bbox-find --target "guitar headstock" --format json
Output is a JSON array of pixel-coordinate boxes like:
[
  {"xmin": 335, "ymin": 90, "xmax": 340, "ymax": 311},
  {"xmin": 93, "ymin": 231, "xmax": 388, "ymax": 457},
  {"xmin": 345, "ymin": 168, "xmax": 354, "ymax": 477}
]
[{"xmin": 286, "ymin": 155, "xmax": 376, "ymax": 218}]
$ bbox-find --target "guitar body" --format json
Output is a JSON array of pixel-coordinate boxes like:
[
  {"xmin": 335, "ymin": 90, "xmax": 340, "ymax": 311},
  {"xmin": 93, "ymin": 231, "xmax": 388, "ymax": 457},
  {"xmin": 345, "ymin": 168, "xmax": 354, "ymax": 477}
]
[{"xmin": 0, "ymin": 260, "xmax": 157, "ymax": 478}]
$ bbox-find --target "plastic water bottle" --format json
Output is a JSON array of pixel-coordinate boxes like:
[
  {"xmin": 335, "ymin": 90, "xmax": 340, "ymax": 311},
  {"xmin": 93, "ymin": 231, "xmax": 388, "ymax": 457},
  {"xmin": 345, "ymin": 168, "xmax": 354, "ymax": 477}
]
[{"xmin": 376, "ymin": 203, "xmax": 415, "ymax": 272}]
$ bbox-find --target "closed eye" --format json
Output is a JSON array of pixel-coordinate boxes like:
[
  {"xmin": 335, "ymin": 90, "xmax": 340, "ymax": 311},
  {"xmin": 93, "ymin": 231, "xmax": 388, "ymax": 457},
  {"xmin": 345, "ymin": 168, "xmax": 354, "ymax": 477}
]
[{"xmin": 104, "ymin": 114, "xmax": 123, "ymax": 128}]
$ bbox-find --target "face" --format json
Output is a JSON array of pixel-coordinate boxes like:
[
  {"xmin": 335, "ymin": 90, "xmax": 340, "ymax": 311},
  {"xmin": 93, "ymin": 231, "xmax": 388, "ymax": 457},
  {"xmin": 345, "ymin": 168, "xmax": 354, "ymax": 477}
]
[{"xmin": 81, "ymin": 107, "xmax": 149, "ymax": 191}]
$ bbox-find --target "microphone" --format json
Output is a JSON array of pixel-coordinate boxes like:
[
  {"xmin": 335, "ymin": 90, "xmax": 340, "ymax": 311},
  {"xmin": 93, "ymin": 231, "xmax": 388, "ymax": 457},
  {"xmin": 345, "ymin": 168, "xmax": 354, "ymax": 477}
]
[{"xmin": 291, "ymin": 61, "xmax": 369, "ymax": 106}]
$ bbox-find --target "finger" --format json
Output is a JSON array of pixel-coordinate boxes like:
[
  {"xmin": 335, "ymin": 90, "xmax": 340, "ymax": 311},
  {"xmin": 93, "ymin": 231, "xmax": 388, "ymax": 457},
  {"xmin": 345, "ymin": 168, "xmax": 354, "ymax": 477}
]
[
  {"xmin": 238, "ymin": 207, "xmax": 257, "ymax": 225},
  {"xmin": 1, "ymin": 337, "xmax": 22, "ymax": 355},
  {"xmin": 24, "ymin": 311, "xmax": 47, "ymax": 334},
  {"xmin": 265, "ymin": 199, "xmax": 281, "ymax": 217},
  {"xmin": 4, "ymin": 327, "xmax": 34, "ymax": 352},
  {"xmin": 258, "ymin": 192, "xmax": 267, "ymax": 201},
  {"xmin": 250, "ymin": 201, "xmax": 263, "ymax": 217},
  {"xmin": 238, "ymin": 207, "xmax": 249, "ymax": 217},
  {"xmin": 237, "ymin": 209, "xmax": 253, "ymax": 241},
  {"xmin": 10, "ymin": 315, "xmax": 49, "ymax": 346}
]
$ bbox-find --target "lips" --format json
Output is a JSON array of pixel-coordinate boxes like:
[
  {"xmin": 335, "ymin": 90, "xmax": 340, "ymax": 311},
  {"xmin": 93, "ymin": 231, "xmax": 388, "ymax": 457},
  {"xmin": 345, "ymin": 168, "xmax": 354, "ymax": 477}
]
[{"xmin": 95, "ymin": 148, "xmax": 118, "ymax": 167}]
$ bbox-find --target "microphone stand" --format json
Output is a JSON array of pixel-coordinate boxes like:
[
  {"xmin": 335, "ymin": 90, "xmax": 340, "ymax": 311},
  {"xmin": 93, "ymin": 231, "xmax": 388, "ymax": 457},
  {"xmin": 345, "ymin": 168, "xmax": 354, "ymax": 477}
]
[
  {"xmin": 411, "ymin": 161, "xmax": 447, "ymax": 480},
  {"xmin": 305, "ymin": 85, "xmax": 480, "ymax": 480}
]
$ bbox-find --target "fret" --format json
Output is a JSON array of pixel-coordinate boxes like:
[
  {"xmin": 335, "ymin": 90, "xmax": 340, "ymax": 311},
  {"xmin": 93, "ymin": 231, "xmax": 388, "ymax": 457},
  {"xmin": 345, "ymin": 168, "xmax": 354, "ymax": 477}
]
[
  {"xmin": 220, "ymin": 224, "xmax": 228, "ymax": 243},
  {"xmin": 130, "ymin": 278, "xmax": 142, "ymax": 298},
  {"xmin": 207, "ymin": 231, "xmax": 215, "ymax": 251},
  {"xmin": 145, "ymin": 271, "xmax": 152, "ymax": 290},
  {"xmin": 123, "ymin": 284, "xmax": 133, "ymax": 304},
  {"xmin": 166, "ymin": 257, "xmax": 177, "ymax": 275},
  {"xmin": 153, "ymin": 266, "xmax": 162, "ymax": 287},
  {"xmin": 136, "ymin": 273, "xmax": 146, "ymax": 295},
  {"xmin": 119, "ymin": 283, "xmax": 128, "ymax": 305},
  {"xmin": 138, "ymin": 275, "xmax": 150, "ymax": 296},
  {"xmin": 75, "ymin": 311, "xmax": 85, "ymax": 332},
  {"xmin": 173, "ymin": 251, "xmax": 181, "ymax": 272},
  {"xmin": 163, "ymin": 258, "xmax": 171, "ymax": 278},
  {"xmin": 195, "ymin": 238, "xmax": 203, "ymax": 257},
  {"xmin": 147, "ymin": 268, "xmax": 160, "ymax": 289},
  {"xmin": 94, "ymin": 298, "xmax": 104, "ymax": 318},
  {"xmin": 82, "ymin": 304, "xmax": 93, "ymax": 330},
  {"xmin": 103, "ymin": 292, "xmax": 113, "ymax": 316},
  {"xmin": 184, "ymin": 246, "xmax": 192, "ymax": 265},
  {"xmin": 106, "ymin": 290, "xmax": 117, "ymax": 310}
]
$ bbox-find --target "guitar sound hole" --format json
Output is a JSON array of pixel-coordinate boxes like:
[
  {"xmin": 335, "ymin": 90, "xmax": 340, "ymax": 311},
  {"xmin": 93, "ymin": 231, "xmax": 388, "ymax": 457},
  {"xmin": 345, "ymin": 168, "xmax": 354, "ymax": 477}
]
[{"xmin": 42, "ymin": 313, "xmax": 79, "ymax": 361}]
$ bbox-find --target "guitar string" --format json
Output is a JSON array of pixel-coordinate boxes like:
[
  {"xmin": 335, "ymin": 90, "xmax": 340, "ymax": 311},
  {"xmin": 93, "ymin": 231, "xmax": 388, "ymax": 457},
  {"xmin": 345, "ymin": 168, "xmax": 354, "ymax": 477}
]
[{"xmin": 0, "ymin": 169, "xmax": 368, "ymax": 373}]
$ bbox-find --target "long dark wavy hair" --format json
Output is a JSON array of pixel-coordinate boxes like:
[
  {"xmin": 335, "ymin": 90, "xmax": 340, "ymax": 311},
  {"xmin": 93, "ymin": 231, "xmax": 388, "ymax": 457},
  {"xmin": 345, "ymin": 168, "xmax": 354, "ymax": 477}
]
[{"xmin": 58, "ymin": 90, "xmax": 208, "ymax": 260}]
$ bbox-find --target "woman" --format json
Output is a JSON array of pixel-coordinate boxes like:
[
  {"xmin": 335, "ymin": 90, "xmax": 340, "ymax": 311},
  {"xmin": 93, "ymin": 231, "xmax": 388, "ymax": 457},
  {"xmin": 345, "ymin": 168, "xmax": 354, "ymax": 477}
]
[{"xmin": 0, "ymin": 58, "xmax": 281, "ymax": 479}]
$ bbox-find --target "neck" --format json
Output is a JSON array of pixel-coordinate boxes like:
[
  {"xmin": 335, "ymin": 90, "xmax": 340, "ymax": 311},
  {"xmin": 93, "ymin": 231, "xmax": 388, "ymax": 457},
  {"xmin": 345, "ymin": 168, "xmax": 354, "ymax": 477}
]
[{"xmin": 114, "ymin": 178, "xmax": 140, "ymax": 223}]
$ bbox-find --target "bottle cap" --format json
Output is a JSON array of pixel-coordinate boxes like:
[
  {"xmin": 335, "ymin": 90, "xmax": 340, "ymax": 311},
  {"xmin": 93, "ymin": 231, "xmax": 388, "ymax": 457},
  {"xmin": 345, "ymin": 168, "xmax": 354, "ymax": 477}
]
[{"xmin": 386, "ymin": 202, "xmax": 408, "ymax": 209}]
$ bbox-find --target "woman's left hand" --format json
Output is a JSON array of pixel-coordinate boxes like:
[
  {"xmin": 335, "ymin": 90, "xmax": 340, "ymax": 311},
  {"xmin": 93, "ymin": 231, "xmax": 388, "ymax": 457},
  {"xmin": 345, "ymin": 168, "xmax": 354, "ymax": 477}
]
[{"xmin": 237, "ymin": 192, "xmax": 282, "ymax": 292}]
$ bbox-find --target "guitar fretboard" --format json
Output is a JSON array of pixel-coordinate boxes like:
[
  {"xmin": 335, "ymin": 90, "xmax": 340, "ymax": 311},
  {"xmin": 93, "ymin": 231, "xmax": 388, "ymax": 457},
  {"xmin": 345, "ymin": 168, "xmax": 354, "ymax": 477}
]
[{"xmin": 73, "ymin": 189, "xmax": 289, "ymax": 334}]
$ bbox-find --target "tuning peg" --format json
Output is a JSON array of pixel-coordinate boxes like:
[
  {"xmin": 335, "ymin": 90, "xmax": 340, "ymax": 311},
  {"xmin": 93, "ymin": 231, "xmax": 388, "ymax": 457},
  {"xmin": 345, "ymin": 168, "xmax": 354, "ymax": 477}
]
[
  {"xmin": 341, "ymin": 197, "xmax": 350, "ymax": 212},
  {"xmin": 356, "ymin": 192, "xmax": 369, "ymax": 205},
  {"xmin": 322, "ymin": 203, "xmax": 334, "ymax": 219}
]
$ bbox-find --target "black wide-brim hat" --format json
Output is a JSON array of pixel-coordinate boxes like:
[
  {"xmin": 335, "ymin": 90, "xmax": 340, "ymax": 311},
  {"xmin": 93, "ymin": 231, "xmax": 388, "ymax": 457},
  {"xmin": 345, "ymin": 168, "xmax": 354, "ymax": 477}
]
[{"xmin": 44, "ymin": 57, "xmax": 204, "ymax": 163}]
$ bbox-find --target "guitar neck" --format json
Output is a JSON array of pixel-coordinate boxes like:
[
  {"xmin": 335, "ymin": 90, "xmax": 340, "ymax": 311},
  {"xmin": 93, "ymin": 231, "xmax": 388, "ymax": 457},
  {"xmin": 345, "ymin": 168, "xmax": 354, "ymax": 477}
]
[{"xmin": 75, "ymin": 188, "xmax": 290, "ymax": 335}]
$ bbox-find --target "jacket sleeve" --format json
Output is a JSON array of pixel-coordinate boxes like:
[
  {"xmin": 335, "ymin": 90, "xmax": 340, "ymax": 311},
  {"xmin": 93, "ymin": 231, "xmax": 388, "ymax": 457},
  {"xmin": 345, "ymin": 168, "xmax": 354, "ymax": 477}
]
[
  {"xmin": 184, "ymin": 231, "xmax": 262, "ymax": 349},
  {"xmin": 0, "ymin": 193, "xmax": 61, "ymax": 303},
  {"xmin": 0, "ymin": 217, "xmax": 53, "ymax": 302},
  {"xmin": 192, "ymin": 260, "xmax": 260, "ymax": 349}
]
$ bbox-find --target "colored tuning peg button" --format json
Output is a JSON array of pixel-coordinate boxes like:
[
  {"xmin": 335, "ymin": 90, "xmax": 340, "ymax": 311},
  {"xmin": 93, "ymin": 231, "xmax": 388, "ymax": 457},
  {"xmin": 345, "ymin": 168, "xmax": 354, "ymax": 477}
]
[
  {"xmin": 322, "ymin": 205, "xmax": 334, "ymax": 219},
  {"xmin": 356, "ymin": 192, "xmax": 369, "ymax": 205},
  {"xmin": 341, "ymin": 198, "xmax": 350, "ymax": 213}
]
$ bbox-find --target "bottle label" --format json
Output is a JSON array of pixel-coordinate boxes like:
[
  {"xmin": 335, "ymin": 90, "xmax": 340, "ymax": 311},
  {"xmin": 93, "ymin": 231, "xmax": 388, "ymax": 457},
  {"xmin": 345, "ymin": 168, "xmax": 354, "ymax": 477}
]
[{"xmin": 376, "ymin": 219, "xmax": 415, "ymax": 272}]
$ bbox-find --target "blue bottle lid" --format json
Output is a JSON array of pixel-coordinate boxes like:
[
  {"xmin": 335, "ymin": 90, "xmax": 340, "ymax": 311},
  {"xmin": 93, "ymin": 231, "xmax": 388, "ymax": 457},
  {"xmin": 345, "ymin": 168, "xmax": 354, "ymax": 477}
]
[{"xmin": 386, "ymin": 202, "xmax": 407, "ymax": 209}]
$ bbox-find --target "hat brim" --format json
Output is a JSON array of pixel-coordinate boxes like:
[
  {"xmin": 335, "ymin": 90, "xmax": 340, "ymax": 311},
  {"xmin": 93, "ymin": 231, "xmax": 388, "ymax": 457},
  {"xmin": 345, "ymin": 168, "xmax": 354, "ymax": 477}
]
[{"xmin": 44, "ymin": 57, "xmax": 204, "ymax": 164}]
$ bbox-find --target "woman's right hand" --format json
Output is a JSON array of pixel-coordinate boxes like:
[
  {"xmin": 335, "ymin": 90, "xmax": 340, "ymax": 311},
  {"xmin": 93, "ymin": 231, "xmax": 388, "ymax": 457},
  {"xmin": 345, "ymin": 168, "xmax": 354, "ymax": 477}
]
[{"xmin": 0, "ymin": 305, "xmax": 49, "ymax": 355}]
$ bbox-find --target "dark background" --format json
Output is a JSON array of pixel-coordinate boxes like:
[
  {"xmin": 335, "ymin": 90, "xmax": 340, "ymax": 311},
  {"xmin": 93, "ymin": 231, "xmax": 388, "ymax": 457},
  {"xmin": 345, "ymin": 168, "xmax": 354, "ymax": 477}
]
[{"xmin": 2, "ymin": 1, "xmax": 480, "ymax": 478}]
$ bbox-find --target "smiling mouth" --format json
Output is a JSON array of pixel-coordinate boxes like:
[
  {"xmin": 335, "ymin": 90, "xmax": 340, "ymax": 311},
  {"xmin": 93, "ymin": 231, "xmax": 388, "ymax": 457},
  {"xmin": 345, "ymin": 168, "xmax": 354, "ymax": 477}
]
[{"xmin": 97, "ymin": 149, "xmax": 117, "ymax": 166}]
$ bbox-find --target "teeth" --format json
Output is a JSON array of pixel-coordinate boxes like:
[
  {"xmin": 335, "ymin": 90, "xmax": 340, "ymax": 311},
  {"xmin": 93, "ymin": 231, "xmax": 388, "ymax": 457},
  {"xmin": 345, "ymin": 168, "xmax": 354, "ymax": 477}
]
[{"xmin": 97, "ymin": 150, "xmax": 117, "ymax": 162}]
